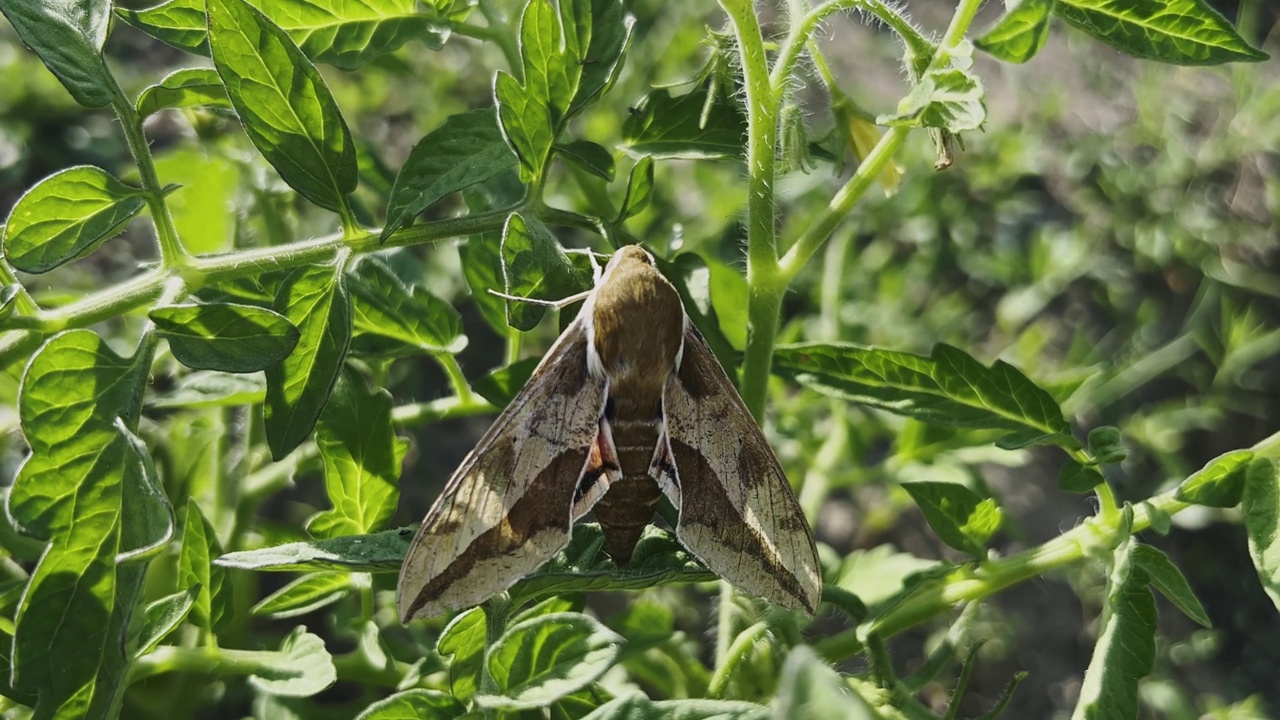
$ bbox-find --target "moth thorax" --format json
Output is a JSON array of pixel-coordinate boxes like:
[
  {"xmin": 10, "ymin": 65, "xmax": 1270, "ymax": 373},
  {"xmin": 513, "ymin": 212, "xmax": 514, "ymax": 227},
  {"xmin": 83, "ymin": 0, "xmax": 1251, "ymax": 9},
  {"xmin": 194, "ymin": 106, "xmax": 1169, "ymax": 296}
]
[{"xmin": 591, "ymin": 256, "xmax": 685, "ymax": 402}]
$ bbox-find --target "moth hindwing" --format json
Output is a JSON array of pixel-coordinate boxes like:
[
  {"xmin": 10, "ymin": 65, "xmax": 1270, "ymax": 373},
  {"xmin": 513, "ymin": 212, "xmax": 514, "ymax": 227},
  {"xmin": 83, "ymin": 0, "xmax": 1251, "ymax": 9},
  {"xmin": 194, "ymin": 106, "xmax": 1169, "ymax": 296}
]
[{"xmin": 397, "ymin": 245, "xmax": 822, "ymax": 621}]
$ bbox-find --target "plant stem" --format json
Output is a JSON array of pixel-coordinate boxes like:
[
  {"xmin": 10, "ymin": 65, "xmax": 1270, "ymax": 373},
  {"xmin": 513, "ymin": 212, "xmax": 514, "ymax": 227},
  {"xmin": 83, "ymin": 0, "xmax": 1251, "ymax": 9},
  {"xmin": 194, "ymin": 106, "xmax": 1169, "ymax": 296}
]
[
  {"xmin": 111, "ymin": 83, "xmax": 188, "ymax": 269},
  {"xmin": 707, "ymin": 620, "xmax": 770, "ymax": 697},
  {"xmin": 770, "ymin": 0, "xmax": 864, "ymax": 90},
  {"xmin": 478, "ymin": 0, "xmax": 522, "ymax": 77},
  {"xmin": 436, "ymin": 352, "xmax": 476, "ymax": 405},
  {"xmin": 778, "ymin": 125, "xmax": 909, "ymax": 283}
]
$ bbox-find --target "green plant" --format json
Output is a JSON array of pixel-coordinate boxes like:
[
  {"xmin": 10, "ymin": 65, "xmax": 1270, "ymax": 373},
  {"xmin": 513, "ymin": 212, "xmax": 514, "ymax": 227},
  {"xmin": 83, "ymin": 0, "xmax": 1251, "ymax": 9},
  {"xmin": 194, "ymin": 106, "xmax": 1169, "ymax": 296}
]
[{"xmin": 0, "ymin": 0, "xmax": 1275, "ymax": 718}]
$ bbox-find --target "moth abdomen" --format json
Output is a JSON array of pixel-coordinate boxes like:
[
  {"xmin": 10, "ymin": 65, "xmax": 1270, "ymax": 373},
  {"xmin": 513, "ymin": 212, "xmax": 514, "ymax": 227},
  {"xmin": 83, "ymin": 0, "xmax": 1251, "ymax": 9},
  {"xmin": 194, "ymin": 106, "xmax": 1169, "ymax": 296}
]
[{"xmin": 593, "ymin": 472, "xmax": 662, "ymax": 565}]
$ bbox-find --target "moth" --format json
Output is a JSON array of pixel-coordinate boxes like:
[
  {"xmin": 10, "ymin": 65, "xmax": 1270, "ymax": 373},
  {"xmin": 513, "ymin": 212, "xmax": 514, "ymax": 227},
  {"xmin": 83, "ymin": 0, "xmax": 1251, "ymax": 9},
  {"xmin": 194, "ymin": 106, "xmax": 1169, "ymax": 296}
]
[{"xmin": 397, "ymin": 245, "xmax": 821, "ymax": 621}]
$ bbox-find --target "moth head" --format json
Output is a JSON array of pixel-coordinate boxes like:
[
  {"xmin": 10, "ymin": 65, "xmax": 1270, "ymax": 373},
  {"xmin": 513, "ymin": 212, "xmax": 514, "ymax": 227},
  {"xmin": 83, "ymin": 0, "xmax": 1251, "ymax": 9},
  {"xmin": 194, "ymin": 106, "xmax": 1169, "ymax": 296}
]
[{"xmin": 602, "ymin": 244, "xmax": 655, "ymax": 275}]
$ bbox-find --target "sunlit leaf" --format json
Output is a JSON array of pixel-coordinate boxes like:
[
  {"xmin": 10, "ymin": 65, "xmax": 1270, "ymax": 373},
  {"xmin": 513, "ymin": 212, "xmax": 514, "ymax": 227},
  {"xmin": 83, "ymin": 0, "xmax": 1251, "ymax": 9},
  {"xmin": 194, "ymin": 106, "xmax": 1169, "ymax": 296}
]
[
  {"xmin": 476, "ymin": 612, "xmax": 622, "ymax": 710},
  {"xmin": 1054, "ymin": 0, "xmax": 1268, "ymax": 66},
  {"xmin": 0, "ymin": 0, "xmax": 114, "ymax": 106}
]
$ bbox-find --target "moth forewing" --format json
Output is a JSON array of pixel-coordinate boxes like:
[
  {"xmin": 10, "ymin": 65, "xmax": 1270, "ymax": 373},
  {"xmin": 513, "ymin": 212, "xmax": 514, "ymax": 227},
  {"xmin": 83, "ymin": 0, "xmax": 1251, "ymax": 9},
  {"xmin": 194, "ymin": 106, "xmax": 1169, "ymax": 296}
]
[
  {"xmin": 396, "ymin": 317, "xmax": 610, "ymax": 622},
  {"xmin": 661, "ymin": 323, "xmax": 823, "ymax": 614}
]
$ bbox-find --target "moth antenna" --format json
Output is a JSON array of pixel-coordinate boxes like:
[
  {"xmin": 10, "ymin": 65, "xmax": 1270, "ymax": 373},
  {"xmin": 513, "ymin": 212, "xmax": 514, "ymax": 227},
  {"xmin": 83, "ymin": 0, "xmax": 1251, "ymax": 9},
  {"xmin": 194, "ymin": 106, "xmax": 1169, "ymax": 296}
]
[{"xmin": 488, "ymin": 288, "xmax": 593, "ymax": 307}]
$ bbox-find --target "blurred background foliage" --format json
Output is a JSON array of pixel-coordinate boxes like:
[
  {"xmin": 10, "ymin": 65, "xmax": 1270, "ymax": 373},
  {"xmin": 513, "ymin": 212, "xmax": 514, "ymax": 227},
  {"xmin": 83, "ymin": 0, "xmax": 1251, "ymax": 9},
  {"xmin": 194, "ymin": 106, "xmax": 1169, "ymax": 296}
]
[{"xmin": 0, "ymin": 0, "xmax": 1277, "ymax": 717}]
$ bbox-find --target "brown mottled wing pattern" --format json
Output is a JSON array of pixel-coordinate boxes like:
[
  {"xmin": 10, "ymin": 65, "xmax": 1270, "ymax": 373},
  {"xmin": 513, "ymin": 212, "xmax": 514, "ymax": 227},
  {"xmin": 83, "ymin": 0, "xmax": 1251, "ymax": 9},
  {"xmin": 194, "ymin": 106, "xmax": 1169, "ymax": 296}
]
[
  {"xmin": 397, "ymin": 317, "xmax": 608, "ymax": 621},
  {"xmin": 663, "ymin": 324, "xmax": 822, "ymax": 613}
]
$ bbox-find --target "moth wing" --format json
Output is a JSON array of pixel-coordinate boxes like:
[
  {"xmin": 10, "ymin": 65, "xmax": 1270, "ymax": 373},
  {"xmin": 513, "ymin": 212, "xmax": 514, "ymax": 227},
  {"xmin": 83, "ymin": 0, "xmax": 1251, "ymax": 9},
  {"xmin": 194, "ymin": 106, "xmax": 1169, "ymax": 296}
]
[
  {"xmin": 663, "ymin": 323, "xmax": 822, "ymax": 614},
  {"xmin": 397, "ymin": 317, "xmax": 608, "ymax": 621}
]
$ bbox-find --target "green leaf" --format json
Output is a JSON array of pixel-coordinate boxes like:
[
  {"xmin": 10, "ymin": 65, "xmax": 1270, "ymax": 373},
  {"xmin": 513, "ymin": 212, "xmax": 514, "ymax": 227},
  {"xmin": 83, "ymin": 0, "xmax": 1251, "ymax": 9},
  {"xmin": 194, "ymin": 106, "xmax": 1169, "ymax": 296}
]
[
  {"xmin": 1054, "ymin": 0, "xmax": 1269, "ymax": 66},
  {"xmin": 477, "ymin": 612, "xmax": 622, "ymax": 710},
  {"xmin": 473, "ymin": 357, "xmax": 539, "ymax": 407},
  {"xmin": 215, "ymin": 527, "xmax": 413, "ymax": 572},
  {"xmin": 1132, "ymin": 545, "xmax": 1210, "ymax": 628},
  {"xmin": 901, "ymin": 482, "xmax": 1003, "ymax": 556},
  {"xmin": 179, "ymin": 501, "xmax": 233, "ymax": 633},
  {"xmin": 151, "ymin": 302, "xmax": 300, "ymax": 373},
  {"xmin": 121, "ymin": 0, "xmax": 450, "ymax": 68},
  {"xmin": 382, "ymin": 108, "xmax": 517, "ymax": 240},
  {"xmin": 355, "ymin": 689, "xmax": 464, "ymax": 719},
  {"xmin": 137, "ymin": 67, "xmax": 232, "ymax": 117},
  {"xmin": 438, "ymin": 607, "xmax": 486, "ymax": 702},
  {"xmin": 7, "ymin": 330, "xmax": 157, "ymax": 719},
  {"xmin": 347, "ymin": 257, "xmax": 466, "ymax": 355},
  {"xmin": 3, "ymin": 165, "xmax": 147, "ymax": 273},
  {"xmin": 508, "ymin": 524, "xmax": 715, "ymax": 606},
  {"xmin": 1087, "ymin": 426, "xmax": 1127, "ymax": 464},
  {"xmin": 1175, "ymin": 448, "xmax": 1253, "ymax": 508},
  {"xmin": 557, "ymin": 140, "xmax": 616, "ymax": 182},
  {"xmin": 0, "ymin": 284, "xmax": 18, "ymax": 319},
  {"xmin": 976, "ymin": 0, "xmax": 1055, "ymax": 63},
  {"xmin": 1242, "ymin": 458, "xmax": 1280, "ymax": 613},
  {"xmin": 307, "ymin": 368, "xmax": 409, "ymax": 537},
  {"xmin": 149, "ymin": 370, "xmax": 266, "ymax": 409},
  {"xmin": 706, "ymin": 256, "xmax": 748, "ymax": 351},
  {"xmin": 500, "ymin": 213, "xmax": 592, "ymax": 331},
  {"xmin": 118, "ymin": 0, "xmax": 210, "ymax": 55},
  {"xmin": 1070, "ymin": 537, "xmax": 1156, "ymax": 720},
  {"xmin": 1060, "ymin": 459, "xmax": 1105, "ymax": 493},
  {"xmin": 248, "ymin": 626, "xmax": 337, "ymax": 697},
  {"xmin": 207, "ymin": 0, "xmax": 357, "ymax": 212},
  {"xmin": 773, "ymin": 646, "xmax": 874, "ymax": 719},
  {"xmin": 154, "ymin": 149, "xmax": 239, "ymax": 254},
  {"xmin": 563, "ymin": 0, "xmax": 634, "ymax": 116},
  {"xmin": 132, "ymin": 587, "xmax": 200, "ymax": 657},
  {"xmin": 617, "ymin": 156, "xmax": 653, "ymax": 221},
  {"xmin": 772, "ymin": 342, "xmax": 1077, "ymax": 450},
  {"xmin": 581, "ymin": 695, "xmax": 769, "ymax": 720},
  {"xmin": 0, "ymin": 0, "xmax": 114, "ymax": 106},
  {"xmin": 265, "ymin": 262, "xmax": 352, "ymax": 460},
  {"xmin": 459, "ymin": 231, "xmax": 510, "ymax": 334},
  {"xmin": 880, "ymin": 55, "xmax": 987, "ymax": 133},
  {"xmin": 493, "ymin": 0, "xmax": 568, "ymax": 182},
  {"xmin": 251, "ymin": 0, "xmax": 449, "ymax": 70},
  {"xmin": 622, "ymin": 86, "xmax": 746, "ymax": 159},
  {"xmin": 252, "ymin": 571, "xmax": 355, "ymax": 618}
]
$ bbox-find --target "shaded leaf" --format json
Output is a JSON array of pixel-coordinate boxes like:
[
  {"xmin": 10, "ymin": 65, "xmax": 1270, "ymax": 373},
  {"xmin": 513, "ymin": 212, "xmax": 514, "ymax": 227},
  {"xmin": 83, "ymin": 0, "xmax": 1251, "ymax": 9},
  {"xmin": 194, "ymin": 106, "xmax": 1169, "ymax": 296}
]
[
  {"xmin": 773, "ymin": 342, "xmax": 1076, "ymax": 450},
  {"xmin": 1055, "ymin": 0, "xmax": 1268, "ymax": 65},
  {"xmin": 121, "ymin": 0, "xmax": 450, "ymax": 68},
  {"xmin": 622, "ymin": 86, "xmax": 746, "ymax": 159},
  {"xmin": 1243, "ymin": 458, "xmax": 1280, "ymax": 613},
  {"xmin": 616, "ymin": 156, "xmax": 653, "ymax": 221},
  {"xmin": 132, "ymin": 587, "xmax": 200, "ymax": 657},
  {"xmin": 215, "ymin": 527, "xmax": 413, "ymax": 572},
  {"xmin": 500, "ymin": 213, "xmax": 591, "ymax": 331},
  {"xmin": 252, "ymin": 571, "xmax": 354, "ymax": 618},
  {"xmin": 1175, "ymin": 448, "xmax": 1253, "ymax": 508},
  {"xmin": 207, "ymin": 0, "xmax": 357, "ymax": 212},
  {"xmin": 476, "ymin": 612, "xmax": 622, "ymax": 710},
  {"xmin": 459, "ymin": 231, "xmax": 510, "ymax": 334},
  {"xmin": 179, "ymin": 501, "xmax": 233, "ymax": 633},
  {"xmin": 473, "ymin": 357, "xmax": 539, "ymax": 407},
  {"xmin": 563, "ymin": 0, "xmax": 633, "ymax": 116},
  {"xmin": 0, "ymin": 0, "xmax": 114, "ymax": 106},
  {"xmin": 137, "ymin": 67, "xmax": 232, "ymax": 116},
  {"xmin": 355, "ymin": 689, "xmax": 464, "ymax": 719},
  {"xmin": 1071, "ymin": 537, "xmax": 1156, "ymax": 720},
  {"xmin": 976, "ymin": 0, "xmax": 1055, "ymax": 63},
  {"xmin": 1060, "ymin": 459, "xmax": 1105, "ymax": 493},
  {"xmin": 347, "ymin": 257, "xmax": 465, "ymax": 354},
  {"xmin": 248, "ymin": 626, "xmax": 337, "ymax": 697},
  {"xmin": 901, "ymin": 481, "xmax": 1003, "ymax": 556},
  {"xmin": 773, "ymin": 646, "xmax": 873, "ymax": 719},
  {"xmin": 581, "ymin": 695, "xmax": 769, "ymax": 720},
  {"xmin": 1132, "ymin": 545, "xmax": 1210, "ymax": 628},
  {"xmin": 264, "ymin": 262, "xmax": 352, "ymax": 460},
  {"xmin": 3, "ymin": 165, "xmax": 146, "ymax": 273},
  {"xmin": 151, "ymin": 302, "xmax": 300, "ymax": 373},
  {"xmin": 382, "ymin": 108, "xmax": 517, "ymax": 239},
  {"xmin": 438, "ymin": 607, "xmax": 486, "ymax": 702},
  {"xmin": 557, "ymin": 140, "xmax": 616, "ymax": 182},
  {"xmin": 149, "ymin": 370, "xmax": 266, "ymax": 409},
  {"xmin": 307, "ymin": 368, "xmax": 409, "ymax": 537}
]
